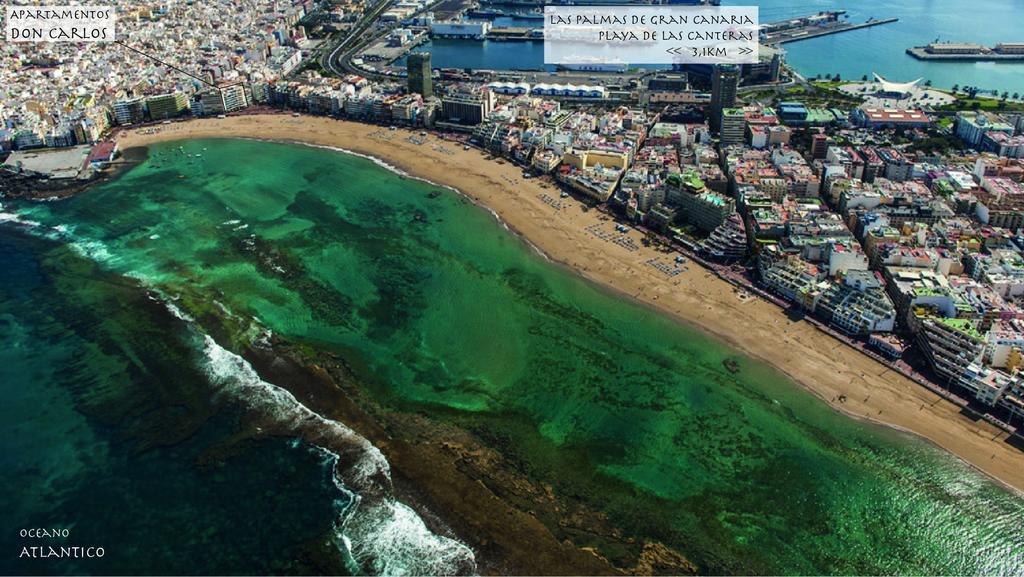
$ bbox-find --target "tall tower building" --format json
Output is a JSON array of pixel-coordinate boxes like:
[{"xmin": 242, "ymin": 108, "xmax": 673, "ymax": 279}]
[
  {"xmin": 710, "ymin": 64, "xmax": 739, "ymax": 132},
  {"xmin": 407, "ymin": 52, "xmax": 433, "ymax": 99}
]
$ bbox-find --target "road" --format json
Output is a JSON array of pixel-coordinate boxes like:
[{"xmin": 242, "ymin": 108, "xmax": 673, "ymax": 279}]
[{"xmin": 320, "ymin": 0, "xmax": 396, "ymax": 80}]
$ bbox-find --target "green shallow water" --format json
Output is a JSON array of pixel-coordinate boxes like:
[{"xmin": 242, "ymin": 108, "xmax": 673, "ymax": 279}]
[{"xmin": 12, "ymin": 138, "xmax": 1024, "ymax": 574}]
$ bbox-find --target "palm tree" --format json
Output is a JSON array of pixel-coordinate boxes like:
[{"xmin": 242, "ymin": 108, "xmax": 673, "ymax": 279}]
[
  {"xmin": 951, "ymin": 84, "xmax": 959, "ymax": 93},
  {"xmin": 924, "ymin": 79, "xmax": 932, "ymax": 87},
  {"xmin": 1014, "ymin": 92, "xmax": 1021, "ymax": 101},
  {"xmin": 861, "ymin": 74, "xmax": 868, "ymax": 82}
]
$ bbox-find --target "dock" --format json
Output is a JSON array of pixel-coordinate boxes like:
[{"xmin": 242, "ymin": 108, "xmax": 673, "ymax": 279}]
[
  {"xmin": 485, "ymin": 27, "xmax": 544, "ymax": 41},
  {"xmin": 907, "ymin": 42, "xmax": 1024, "ymax": 61},
  {"xmin": 466, "ymin": 8, "xmax": 544, "ymax": 20},
  {"xmin": 761, "ymin": 13, "xmax": 898, "ymax": 46}
]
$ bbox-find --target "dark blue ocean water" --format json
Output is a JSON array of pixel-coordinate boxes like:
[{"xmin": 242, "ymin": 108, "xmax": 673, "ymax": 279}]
[{"xmin": 0, "ymin": 228, "xmax": 352, "ymax": 575}]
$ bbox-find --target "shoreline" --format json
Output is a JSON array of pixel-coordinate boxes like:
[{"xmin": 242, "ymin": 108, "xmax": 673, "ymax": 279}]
[
  {"xmin": 0, "ymin": 146, "xmax": 145, "ymax": 200},
  {"xmin": 111, "ymin": 114, "xmax": 1024, "ymax": 495}
]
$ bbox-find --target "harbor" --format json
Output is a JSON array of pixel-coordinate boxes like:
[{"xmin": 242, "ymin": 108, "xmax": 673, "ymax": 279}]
[{"xmin": 382, "ymin": 9, "xmax": 902, "ymax": 73}]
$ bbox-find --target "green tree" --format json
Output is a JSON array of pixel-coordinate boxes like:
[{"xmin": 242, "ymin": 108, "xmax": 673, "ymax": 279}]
[
  {"xmin": 952, "ymin": 84, "xmax": 959, "ymax": 93},
  {"xmin": 861, "ymin": 74, "xmax": 868, "ymax": 81}
]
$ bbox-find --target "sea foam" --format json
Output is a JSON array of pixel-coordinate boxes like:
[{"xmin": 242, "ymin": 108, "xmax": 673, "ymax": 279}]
[
  {"xmin": 196, "ymin": 332, "xmax": 477, "ymax": 576},
  {"xmin": 0, "ymin": 202, "xmax": 477, "ymax": 575}
]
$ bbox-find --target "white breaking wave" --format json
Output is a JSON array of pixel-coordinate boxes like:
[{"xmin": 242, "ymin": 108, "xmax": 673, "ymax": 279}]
[
  {"xmin": 158, "ymin": 297, "xmax": 196, "ymax": 323},
  {"xmin": 0, "ymin": 205, "xmax": 142, "ymax": 276},
  {"xmin": 0, "ymin": 207, "xmax": 122, "ymax": 267},
  {"xmin": 343, "ymin": 499, "xmax": 477, "ymax": 576},
  {"xmin": 196, "ymin": 332, "xmax": 477, "ymax": 576},
  {"xmin": 199, "ymin": 334, "xmax": 392, "ymax": 489},
  {"xmin": 68, "ymin": 238, "xmax": 119, "ymax": 266},
  {"xmin": 0, "ymin": 208, "xmax": 43, "ymax": 229}
]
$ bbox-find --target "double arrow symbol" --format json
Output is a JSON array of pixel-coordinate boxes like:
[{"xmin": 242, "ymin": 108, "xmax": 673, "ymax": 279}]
[{"xmin": 664, "ymin": 45, "xmax": 755, "ymax": 55}]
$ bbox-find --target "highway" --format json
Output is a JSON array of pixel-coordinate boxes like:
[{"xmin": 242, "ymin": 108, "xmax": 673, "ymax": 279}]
[{"xmin": 320, "ymin": 0, "xmax": 397, "ymax": 80}]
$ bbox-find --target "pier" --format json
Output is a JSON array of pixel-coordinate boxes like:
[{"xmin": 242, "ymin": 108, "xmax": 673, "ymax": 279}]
[
  {"xmin": 907, "ymin": 42, "xmax": 1024, "ymax": 61},
  {"xmin": 466, "ymin": 8, "xmax": 544, "ymax": 20},
  {"xmin": 485, "ymin": 26, "xmax": 544, "ymax": 41},
  {"xmin": 760, "ymin": 12, "xmax": 899, "ymax": 46}
]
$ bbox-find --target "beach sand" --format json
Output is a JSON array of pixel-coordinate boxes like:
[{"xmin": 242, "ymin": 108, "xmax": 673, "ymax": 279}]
[{"xmin": 116, "ymin": 114, "xmax": 1024, "ymax": 499}]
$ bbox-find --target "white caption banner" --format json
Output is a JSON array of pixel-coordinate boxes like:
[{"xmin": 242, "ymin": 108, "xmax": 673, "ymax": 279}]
[
  {"xmin": 544, "ymin": 5, "xmax": 759, "ymax": 66},
  {"xmin": 5, "ymin": 5, "xmax": 116, "ymax": 42}
]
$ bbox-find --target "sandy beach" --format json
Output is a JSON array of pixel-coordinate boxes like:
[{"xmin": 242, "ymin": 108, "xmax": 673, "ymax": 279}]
[{"xmin": 115, "ymin": 114, "xmax": 1024, "ymax": 495}]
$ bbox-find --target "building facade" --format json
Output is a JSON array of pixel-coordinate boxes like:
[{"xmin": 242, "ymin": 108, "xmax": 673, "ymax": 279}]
[
  {"xmin": 407, "ymin": 52, "xmax": 433, "ymax": 98},
  {"xmin": 709, "ymin": 64, "xmax": 739, "ymax": 132}
]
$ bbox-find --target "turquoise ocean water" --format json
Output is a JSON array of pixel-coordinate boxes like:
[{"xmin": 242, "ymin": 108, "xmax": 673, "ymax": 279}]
[{"xmin": 2, "ymin": 139, "xmax": 1023, "ymax": 574}]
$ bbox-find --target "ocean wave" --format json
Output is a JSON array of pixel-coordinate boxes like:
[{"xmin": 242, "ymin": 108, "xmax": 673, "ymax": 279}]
[
  {"xmin": 0, "ymin": 206, "xmax": 142, "ymax": 276},
  {"xmin": 0, "ymin": 207, "xmax": 76, "ymax": 249},
  {"xmin": 196, "ymin": 331, "xmax": 477, "ymax": 576},
  {"xmin": 157, "ymin": 297, "xmax": 195, "ymax": 323},
  {"xmin": 67, "ymin": 238, "xmax": 119, "ymax": 266},
  {"xmin": 0, "ymin": 208, "xmax": 43, "ymax": 229},
  {"xmin": 199, "ymin": 334, "xmax": 392, "ymax": 489},
  {"xmin": 343, "ymin": 499, "xmax": 477, "ymax": 576}
]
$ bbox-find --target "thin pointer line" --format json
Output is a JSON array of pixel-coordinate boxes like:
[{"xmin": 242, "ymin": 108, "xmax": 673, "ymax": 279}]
[{"xmin": 113, "ymin": 40, "xmax": 221, "ymax": 92}]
